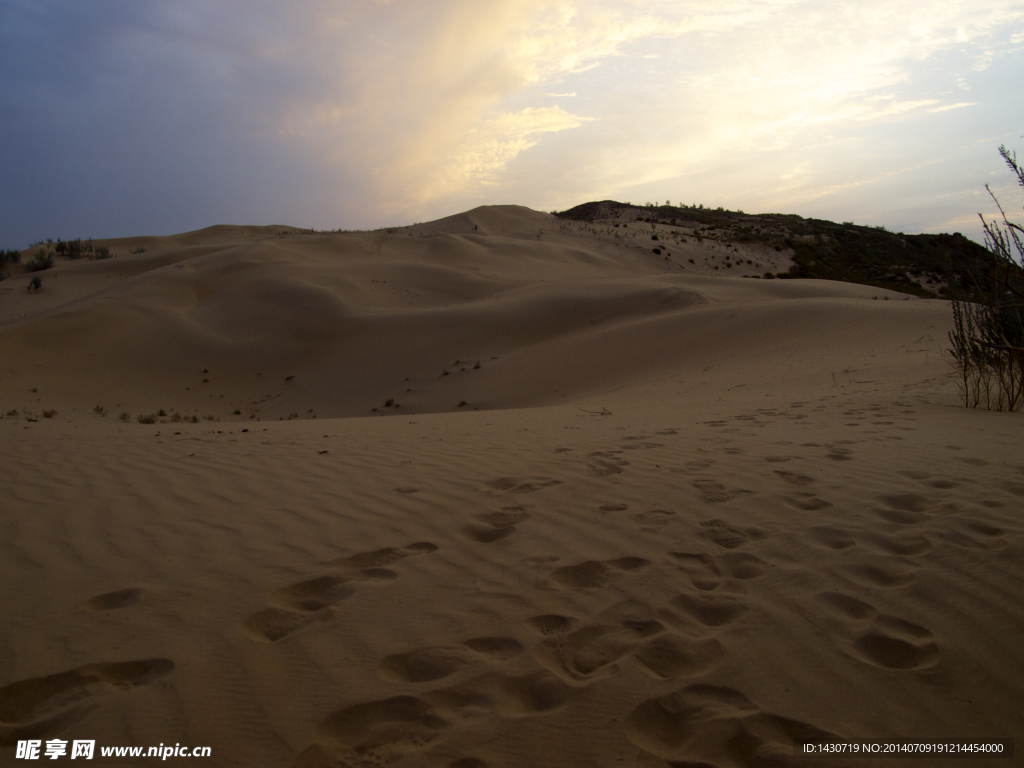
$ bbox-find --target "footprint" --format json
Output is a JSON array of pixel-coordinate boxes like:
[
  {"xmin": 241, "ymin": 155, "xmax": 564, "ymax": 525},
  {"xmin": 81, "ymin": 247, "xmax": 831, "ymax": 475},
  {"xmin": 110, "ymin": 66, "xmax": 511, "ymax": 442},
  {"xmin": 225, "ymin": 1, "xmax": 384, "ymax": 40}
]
[
  {"xmin": 782, "ymin": 494, "xmax": 833, "ymax": 511},
  {"xmin": 377, "ymin": 638, "xmax": 523, "ymax": 684},
  {"xmin": 662, "ymin": 592, "xmax": 749, "ymax": 630},
  {"xmin": 535, "ymin": 601, "xmax": 664, "ymax": 683},
  {"xmin": 330, "ymin": 541, "xmax": 438, "ymax": 568},
  {"xmin": 654, "ymin": 429, "xmax": 678, "ymax": 435},
  {"xmin": 394, "ymin": 486, "xmax": 420, "ymax": 494},
  {"xmin": 932, "ymin": 519, "xmax": 1006, "ymax": 550},
  {"xmin": 805, "ymin": 526, "xmax": 856, "ymax": 550},
  {"xmin": 462, "ymin": 508, "xmax": 530, "ymax": 543},
  {"xmin": 953, "ymin": 457, "xmax": 989, "ymax": 466},
  {"xmin": 698, "ymin": 519, "xmax": 764, "ymax": 550},
  {"xmin": 869, "ymin": 507, "xmax": 932, "ymax": 525},
  {"xmin": 998, "ymin": 480, "xmax": 1024, "ymax": 497},
  {"xmin": 598, "ymin": 503, "xmax": 628, "ymax": 513},
  {"xmin": 669, "ymin": 552, "xmax": 720, "ymax": 590},
  {"xmin": 626, "ymin": 683, "xmax": 839, "ymax": 765},
  {"xmin": 0, "ymin": 659, "xmax": 174, "ymax": 743},
  {"xmin": 692, "ymin": 479, "xmax": 750, "ymax": 503},
  {"xmin": 825, "ymin": 453, "xmax": 853, "ymax": 462},
  {"xmin": 83, "ymin": 587, "xmax": 143, "ymax": 611},
  {"xmin": 773, "ymin": 470, "xmax": 814, "ymax": 486},
  {"xmin": 764, "ymin": 456, "xmax": 795, "ymax": 463},
  {"xmin": 522, "ymin": 555, "xmax": 559, "ymax": 571},
  {"xmin": 814, "ymin": 592, "xmax": 938, "ymax": 670},
  {"xmin": 718, "ymin": 552, "xmax": 769, "ymax": 579},
  {"xmin": 853, "ymin": 531, "xmax": 932, "ymax": 556},
  {"xmin": 548, "ymin": 557, "xmax": 650, "ymax": 589},
  {"xmin": 526, "ymin": 614, "xmax": 576, "ymax": 635},
  {"xmin": 833, "ymin": 561, "xmax": 916, "ymax": 589},
  {"xmin": 589, "ymin": 457, "xmax": 630, "ymax": 476},
  {"xmin": 314, "ymin": 695, "xmax": 448, "ymax": 759},
  {"xmin": 462, "ymin": 637, "xmax": 524, "ymax": 660},
  {"xmin": 428, "ymin": 670, "xmax": 571, "ymax": 718},
  {"xmin": 485, "ymin": 477, "xmax": 562, "ymax": 494},
  {"xmin": 633, "ymin": 509, "xmax": 675, "ymax": 531},
  {"xmin": 632, "ymin": 635, "xmax": 723, "ymax": 680},
  {"xmin": 247, "ymin": 543, "xmax": 435, "ymax": 643},
  {"xmin": 684, "ymin": 460, "xmax": 714, "ymax": 471},
  {"xmin": 898, "ymin": 470, "xmax": 930, "ymax": 480},
  {"xmin": 242, "ymin": 607, "xmax": 333, "ymax": 643},
  {"xmin": 273, "ymin": 576, "xmax": 356, "ymax": 612},
  {"xmin": 379, "ymin": 647, "xmax": 469, "ymax": 683},
  {"xmin": 878, "ymin": 493, "xmax": 936, "ymax": 513}
]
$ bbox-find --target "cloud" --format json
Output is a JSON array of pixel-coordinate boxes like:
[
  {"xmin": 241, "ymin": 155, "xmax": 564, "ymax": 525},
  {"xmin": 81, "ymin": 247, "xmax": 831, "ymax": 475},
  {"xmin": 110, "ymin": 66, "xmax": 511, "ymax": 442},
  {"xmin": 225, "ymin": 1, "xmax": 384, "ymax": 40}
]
[
  {"xmin": 929, "ymin": 102, "xmax": 978, "ymax": 112},
  {"xmin": 1, "ymin": 0, "xmax": 1022, "ymax": 243}
]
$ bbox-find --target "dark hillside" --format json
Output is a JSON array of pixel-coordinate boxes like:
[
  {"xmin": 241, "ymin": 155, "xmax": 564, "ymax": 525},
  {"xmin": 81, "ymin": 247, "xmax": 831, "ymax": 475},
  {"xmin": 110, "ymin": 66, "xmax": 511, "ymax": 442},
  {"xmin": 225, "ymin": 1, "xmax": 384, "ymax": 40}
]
[{"xmin": 555, "ymin": 201, "xmax": 995, "ymax": 299}]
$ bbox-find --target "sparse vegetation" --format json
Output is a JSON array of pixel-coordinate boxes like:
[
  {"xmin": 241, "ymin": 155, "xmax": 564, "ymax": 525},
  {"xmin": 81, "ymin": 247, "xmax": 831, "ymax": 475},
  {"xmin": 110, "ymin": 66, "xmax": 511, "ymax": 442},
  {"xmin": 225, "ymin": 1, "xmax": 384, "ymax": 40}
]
[
  {"xmin": 137, "ymin": 413, "xmax": 157, "ymax": 424},
  {"xmin": 119, "ymin": 412, "xmax": 131, "ymax": 423},
  {"xmin": 43, "ymin": 410, "xmax": 56, "ymax": 419},
  {"xmin": 947, "ymin": 145, "xmax": 1024, "ymax": 412},
  {"xmin": 93, "ymin": 404, "xmax": 107, "ymax": 416},
  {"xmin": 26, "ymin": 250, "xmax": 54, "ymax": 272},
  {"xmin": 556, "ymin": 200, "xmax": 994, "ymax": 298},
  {"xmin": 53, "ymin": 238, "xmax": 112, "ymax": 260},
  {"xmin": 0, "ymin": 248, "xmax": 20, "ymax": 280}
]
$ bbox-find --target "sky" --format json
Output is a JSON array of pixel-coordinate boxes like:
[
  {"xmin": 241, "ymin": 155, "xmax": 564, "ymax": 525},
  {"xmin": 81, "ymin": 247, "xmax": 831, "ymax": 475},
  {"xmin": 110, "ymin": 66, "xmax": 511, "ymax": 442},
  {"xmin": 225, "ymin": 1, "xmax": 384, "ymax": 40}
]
[{"xmin": 1, "ymin": 0, "xmax": 1022, "ymax": 247}]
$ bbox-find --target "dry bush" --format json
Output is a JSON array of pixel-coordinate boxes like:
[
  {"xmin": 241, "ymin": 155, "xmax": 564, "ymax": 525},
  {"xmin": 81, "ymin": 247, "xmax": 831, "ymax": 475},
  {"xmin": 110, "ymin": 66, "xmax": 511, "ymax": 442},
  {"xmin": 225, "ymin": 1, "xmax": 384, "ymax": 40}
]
[{"xmin": 948, "ymin": 145, "xmax": 1024, "ymax": 412}]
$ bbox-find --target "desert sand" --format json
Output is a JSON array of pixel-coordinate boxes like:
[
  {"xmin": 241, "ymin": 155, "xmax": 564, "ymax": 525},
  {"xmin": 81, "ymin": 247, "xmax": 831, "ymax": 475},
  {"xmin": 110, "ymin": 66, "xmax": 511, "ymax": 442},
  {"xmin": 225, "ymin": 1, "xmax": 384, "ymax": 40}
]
[{"xmin": 1, "ymin": 206, "xmax": 1020, "ymax": 767}]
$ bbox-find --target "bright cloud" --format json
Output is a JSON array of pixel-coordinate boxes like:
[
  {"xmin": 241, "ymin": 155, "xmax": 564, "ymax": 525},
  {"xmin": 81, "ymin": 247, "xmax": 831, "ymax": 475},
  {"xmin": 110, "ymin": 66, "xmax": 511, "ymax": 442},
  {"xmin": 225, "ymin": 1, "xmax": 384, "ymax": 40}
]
[{"xmin": 0, "ymin": 0, "xmax": 1022, "ymax": 244}]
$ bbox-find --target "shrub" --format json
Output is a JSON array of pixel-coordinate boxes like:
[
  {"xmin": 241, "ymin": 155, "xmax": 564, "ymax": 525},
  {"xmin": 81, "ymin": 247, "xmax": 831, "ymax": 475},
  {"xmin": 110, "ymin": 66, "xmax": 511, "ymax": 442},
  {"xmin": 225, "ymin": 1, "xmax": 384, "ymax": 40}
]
[
  {"xmin": 947, "ymin": 145, "xmax": 1024, "ymax": 411},
  {"xmin": 119, "ymin": 412, "xmax": 131, "ymax": 423},
  {"xmin": 27, "ymin": 249, "xmax": 54, "ymax": 272},
  {"xmin": 43, "ymin": 410, "xmax": 56, "ymax": 419},
  {"xmin": 0, "ymin": 248, "xmax": 20, "ymax": 280},
  {"xmin": 27, "ymin": 276, "xmax": 42, "ymax": 292},
  {"xmin": 51, "ymin": 238, "xmax": 114, "ymax": 260},
  {"xmin": 137, "ymin": 413, "xmax": 157, "ymax": 424}
]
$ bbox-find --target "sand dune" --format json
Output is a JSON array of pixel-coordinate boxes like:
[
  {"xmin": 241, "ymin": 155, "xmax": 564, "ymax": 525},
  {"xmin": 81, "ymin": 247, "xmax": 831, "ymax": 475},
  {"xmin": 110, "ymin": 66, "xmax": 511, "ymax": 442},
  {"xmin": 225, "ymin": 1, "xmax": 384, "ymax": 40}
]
[{"xmin": 1, "ymin": 206, "xmax": 1021, "ymax": 766}]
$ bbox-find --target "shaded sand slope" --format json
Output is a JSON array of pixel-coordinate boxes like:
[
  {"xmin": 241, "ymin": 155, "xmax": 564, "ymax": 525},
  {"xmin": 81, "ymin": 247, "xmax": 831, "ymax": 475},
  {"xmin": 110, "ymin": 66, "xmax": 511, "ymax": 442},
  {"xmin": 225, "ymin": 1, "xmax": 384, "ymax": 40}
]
[{"xmin": 1, "ymin": 206, "xmax": 1021, "ymax": 768}]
